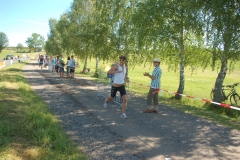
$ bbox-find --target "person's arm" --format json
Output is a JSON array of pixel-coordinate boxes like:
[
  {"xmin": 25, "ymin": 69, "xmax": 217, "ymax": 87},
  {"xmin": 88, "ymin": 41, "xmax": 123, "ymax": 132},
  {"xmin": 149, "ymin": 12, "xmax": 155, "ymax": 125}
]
[
  {"xmin": 107, "ymin": 64, "xmax": 118, "ymax": 74},
  {"xmin": 143, "ymin": 72, "xmax": 156, "ymax": 80}
]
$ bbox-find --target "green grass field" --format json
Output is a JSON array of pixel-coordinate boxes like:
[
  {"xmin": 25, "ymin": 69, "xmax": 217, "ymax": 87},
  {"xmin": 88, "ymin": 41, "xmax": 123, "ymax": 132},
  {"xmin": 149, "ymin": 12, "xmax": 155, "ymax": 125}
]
[
  {"xmin": 0, "ymin": 60, "xmax": 87, "ymax": 159},
  {"xmin": 74, "ymin": 55, "xmax": 240, "ymax": 103},
  {"xmin": 0, "ymin": 49, "xmax": 39, "ymax": 60}
]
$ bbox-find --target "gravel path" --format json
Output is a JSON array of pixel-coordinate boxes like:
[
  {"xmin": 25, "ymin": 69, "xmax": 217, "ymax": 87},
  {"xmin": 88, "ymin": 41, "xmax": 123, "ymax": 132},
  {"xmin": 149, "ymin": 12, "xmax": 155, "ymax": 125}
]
[{"xmin": 22, "ymin": 62, "xmax": 240, "ymax": 160}]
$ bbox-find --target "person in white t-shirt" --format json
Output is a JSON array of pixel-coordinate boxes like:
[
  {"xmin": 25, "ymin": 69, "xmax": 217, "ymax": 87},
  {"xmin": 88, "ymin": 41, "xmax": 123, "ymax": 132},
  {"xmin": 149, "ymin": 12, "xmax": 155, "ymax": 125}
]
[
  {"xmin": 70, "ymin": 55, "xmax": 76, "ymax": 78},
  {"xmin": 66, "ymin": 56, "xmax": 71, "ymax": 78},
  {"xmin": 103, "ymin": 55, "xmax": 129, "ymax": 119}
]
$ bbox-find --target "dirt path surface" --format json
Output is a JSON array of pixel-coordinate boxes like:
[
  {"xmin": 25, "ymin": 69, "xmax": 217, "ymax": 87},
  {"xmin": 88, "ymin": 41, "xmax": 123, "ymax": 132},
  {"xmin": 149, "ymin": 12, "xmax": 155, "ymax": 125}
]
[{"xmin": 22, "ymin": 62, "xmax": 240, "ymax": 160}]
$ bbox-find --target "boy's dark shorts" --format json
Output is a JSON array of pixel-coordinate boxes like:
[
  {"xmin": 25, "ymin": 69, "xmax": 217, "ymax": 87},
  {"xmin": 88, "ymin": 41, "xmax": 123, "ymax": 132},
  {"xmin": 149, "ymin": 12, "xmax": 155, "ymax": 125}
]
[
  {"xmin": 70, "ymin": 67, "xmax": 75, "ymax": 73},
  {"xmin": 110, "ymin": 85, "xmax": 126, "ymax": 98}
]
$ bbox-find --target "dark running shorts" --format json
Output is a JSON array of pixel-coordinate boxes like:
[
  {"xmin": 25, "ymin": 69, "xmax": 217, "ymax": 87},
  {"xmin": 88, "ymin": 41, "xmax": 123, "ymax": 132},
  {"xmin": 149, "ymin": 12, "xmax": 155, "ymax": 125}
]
[
  {"xmin": 110, "ymin": 85, "xmax": 126, "ymax": 98},
  {"xmin": 70, "ymin": 67, "xmax": 75, "ymax": 73}
]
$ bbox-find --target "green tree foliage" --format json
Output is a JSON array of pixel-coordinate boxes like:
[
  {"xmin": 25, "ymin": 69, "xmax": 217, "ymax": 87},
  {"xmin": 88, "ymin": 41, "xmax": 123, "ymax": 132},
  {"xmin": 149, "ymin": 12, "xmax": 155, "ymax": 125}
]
[
  {"xmin": 45, "ymin": 0, "xmax": 239, "ymax": 105},
  {"xmin": 132, "ymin": 0, "xmax": 205, "ymax": 99},
  {"xmin": 0, "ymin": 32, "xmax": 9, "ymax": 53},
  {"xmin": 25, "ymin": 33, "xmax": 45, "ymax": 51},
  {"xmin": 55, "ymin": 13, "xmax": 72, "ymax": 55},
  {"xmin": 16, "ymin": 43, "xmax": 24, "ymax": 52},
  {"xmin": 45, "ymin": 18, "xmax": 63, "ymax": 55}
]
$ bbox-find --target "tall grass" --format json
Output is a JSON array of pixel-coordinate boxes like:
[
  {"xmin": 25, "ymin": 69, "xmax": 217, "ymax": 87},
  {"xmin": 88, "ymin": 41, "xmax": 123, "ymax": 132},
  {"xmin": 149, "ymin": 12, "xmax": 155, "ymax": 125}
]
[{"xmin": 0, "ymin": 63, "xmax": 87, "ymax": 160}]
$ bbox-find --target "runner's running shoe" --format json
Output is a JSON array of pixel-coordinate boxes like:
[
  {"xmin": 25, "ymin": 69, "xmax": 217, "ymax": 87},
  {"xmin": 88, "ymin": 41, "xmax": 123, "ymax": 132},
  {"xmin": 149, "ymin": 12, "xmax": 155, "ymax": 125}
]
[
  {"xmin": 120, "ymin": 113, "xmax": 127, "ymax": 119},
  {"xmin": 103, "ymin": 100, "xmax": 107, "ymax": 108}
]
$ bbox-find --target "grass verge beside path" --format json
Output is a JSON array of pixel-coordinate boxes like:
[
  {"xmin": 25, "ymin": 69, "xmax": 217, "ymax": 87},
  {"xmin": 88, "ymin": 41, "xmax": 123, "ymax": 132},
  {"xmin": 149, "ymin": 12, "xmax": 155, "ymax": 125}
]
[{"xmin": 0, "ymin": 62, "xmax": 87, "ymax": 160}]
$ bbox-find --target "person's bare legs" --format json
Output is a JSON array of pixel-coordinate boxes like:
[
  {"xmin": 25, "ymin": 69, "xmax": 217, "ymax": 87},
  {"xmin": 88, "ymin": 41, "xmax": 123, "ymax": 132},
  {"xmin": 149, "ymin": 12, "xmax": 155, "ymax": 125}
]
[
  {"xmin": 72, "ymin": 72, "xmax": 75, "ymax": 78},
  {"xmin": 105, "ymin": 96, "xmax": 114, "ymax": 103},
  {"xmin": 121, "ymin": 95, "xmax": 127, "ymax": 114}
]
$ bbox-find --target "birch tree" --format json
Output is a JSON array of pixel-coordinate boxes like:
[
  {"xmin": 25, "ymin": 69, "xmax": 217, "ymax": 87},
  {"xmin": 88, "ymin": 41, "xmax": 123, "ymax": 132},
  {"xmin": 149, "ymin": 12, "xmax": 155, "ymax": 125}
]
[
  {"xmin": 203, "ymin": 0, "xmax": 240, "ymax": 103},
  {"xmin": 0, "ymin": 32, "xmax": 9, "ymax": 53},
  {"xmin": 132, "ymin": 0, "xmax": 204, "ymax": 99}
]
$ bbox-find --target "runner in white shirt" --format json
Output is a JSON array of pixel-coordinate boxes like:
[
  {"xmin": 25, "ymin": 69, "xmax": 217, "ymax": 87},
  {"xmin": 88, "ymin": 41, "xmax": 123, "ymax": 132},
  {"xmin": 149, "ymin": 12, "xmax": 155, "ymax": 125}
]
[{"xmin": 103, "ymin": 55, "xmax": 129, "ymax": 119}]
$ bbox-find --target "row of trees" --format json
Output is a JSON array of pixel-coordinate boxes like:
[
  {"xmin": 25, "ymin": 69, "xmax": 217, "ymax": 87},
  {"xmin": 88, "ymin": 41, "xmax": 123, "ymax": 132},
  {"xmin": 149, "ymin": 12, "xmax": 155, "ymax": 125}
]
[
  {"xmin": 16, "ymin": 33, "xmax": 45, "ymax": 52},
  {"xmin": 0, "ymin": 32, "xmax": 45, "ymax": 53},
  {"xmin": 45, "ymin": 0, "xmax": 239, "ymax": 103}
]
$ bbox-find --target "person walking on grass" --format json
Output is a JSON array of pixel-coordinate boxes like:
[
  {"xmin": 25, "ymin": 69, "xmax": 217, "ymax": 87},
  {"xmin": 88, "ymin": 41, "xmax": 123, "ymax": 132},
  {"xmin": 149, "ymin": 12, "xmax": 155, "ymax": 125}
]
[
  {"xmin": 143, "ymin": 58, "xmax": 162, "ymax": 114},
  {"xmin": 103, "ymin": 55, "xmax": 129, "ymax": 119},
  {"xmin": 59, "ymin": 55, "xmax": 65, "ymax": 78},
  {"xmin": 70, "ymin": 55, "xmax": 76, "ymax": 78}
]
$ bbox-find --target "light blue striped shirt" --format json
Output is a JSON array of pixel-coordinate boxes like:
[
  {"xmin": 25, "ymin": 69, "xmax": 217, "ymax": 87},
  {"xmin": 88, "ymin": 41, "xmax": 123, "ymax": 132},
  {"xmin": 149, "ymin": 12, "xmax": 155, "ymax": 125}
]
[{"xmin": 150, "ymin": 66, "xmax": 162, "ymax": 89}]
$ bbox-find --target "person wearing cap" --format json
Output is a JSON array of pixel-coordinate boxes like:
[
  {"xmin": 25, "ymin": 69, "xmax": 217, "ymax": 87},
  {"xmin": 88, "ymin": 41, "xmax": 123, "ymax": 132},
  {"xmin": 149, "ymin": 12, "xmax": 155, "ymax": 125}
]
[
  {"xmin": 103, "ymin": 55, "xmax": 129, "ymax": 119},
  {"xmin": 143, "ymin": 58, "xmax": 162, "ymax": 113}
]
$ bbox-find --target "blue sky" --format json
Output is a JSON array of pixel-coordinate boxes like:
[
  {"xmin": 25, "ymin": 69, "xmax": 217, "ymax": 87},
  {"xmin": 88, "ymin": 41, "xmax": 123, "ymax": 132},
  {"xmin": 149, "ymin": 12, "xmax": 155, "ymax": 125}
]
[{"xmin": 0, "ymin": 0, "xmax": 73, "ymax": 47}]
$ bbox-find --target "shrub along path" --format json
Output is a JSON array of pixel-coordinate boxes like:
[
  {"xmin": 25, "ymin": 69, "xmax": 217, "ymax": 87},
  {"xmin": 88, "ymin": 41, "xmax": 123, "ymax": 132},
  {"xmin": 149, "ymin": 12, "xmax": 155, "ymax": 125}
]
[{"xmin": 22, "ymin": 62, "xmax": 240, "ymax": 160}]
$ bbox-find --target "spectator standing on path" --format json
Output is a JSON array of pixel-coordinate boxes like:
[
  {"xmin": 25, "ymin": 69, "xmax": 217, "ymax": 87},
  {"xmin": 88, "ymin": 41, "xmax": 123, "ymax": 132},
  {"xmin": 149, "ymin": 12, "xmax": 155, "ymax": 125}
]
[
  {"xmin": 39, "ymin": 55, "xmax": 44, "ymax": 69},
  {"xmin": 55, "ymin": 56, "xmax": 59, "ymax": 73},
  {"xmin": 70, "ymin": 55, "xmax": 76, "ymax": 78},
  {"xmin": 45, "ymin": 56, "xmax": 49, "ymax": 67},
  {"xmin": 143, "ymin": 58, "xmax": 162, "ymax": 114},
  {"xmin": 43, "ymin": 55, "xmax": 46, "ymax": 67},
  {"xmin": 51, "ymin": 56, "xmax": 56, "ymax": 73},
  {"xmin": 38, "ymin": 54, "xmax": 40, "ymax": 66},
  {"xmin": 103, "ymin": 55, "xmax": 129, "ymax": 119},
  {"xmin": 66, "ymin": 56, "xmax": 71, "ymax": 78},
  {"xmin": 59, "ymin": 55, "xmax": 65, "ymax": 78}
]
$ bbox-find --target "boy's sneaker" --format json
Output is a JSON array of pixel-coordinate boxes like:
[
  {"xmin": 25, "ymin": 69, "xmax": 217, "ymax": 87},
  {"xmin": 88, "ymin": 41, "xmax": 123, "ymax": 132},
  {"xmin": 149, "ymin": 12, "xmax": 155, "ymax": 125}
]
[
  {"xmin": 103, "ymin": 100, "xmax": 107, "ymax": 108},
  {"xmin": 120, "ymin": 113, "xmax": 127, "ymax": 119}
]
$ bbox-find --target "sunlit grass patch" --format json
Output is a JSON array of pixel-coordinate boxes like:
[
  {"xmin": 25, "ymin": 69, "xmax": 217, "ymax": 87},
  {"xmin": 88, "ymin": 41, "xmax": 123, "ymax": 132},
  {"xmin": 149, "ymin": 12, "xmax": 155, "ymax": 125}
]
[{"xmin": 0, "ymin": 63, "xmax": 87, "ymax": 159}]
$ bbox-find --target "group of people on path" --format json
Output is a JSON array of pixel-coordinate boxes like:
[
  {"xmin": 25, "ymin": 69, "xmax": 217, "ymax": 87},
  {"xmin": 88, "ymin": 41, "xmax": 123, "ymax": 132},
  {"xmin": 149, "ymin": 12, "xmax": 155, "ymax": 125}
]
[
  {"xmin": 104, "ymin": 55, "xmax": 162, "ymax": 119},
  {"xmin": 39, "ymin": 54, "xmax": 162, "ymax": 119},
  {"xmin": 39, "ymin": 54, "xmax": 76, "ymax": 78}
]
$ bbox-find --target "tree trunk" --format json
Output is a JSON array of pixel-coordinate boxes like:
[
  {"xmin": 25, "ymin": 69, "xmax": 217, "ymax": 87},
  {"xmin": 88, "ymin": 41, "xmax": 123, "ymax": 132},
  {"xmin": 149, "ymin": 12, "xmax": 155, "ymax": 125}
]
[
  {"xmin": 213, "ymin": 58, "xmax": 228, "ymax": 103},
  {"xmin": 95, "ymin": 54, "xmax": 99, "ymax": 77},
  {"xmin": 83, "ymin": 57, "xmax": 88, "ymax": 73},
  {"xmin": 213, "ymin": 25, "xmax": 231, "ymax": 103},
  {"xmin": 95, "ymin": 54, "xmax": 99, "ymax": 73},
  {"xmin": 175, "ymin": 26, "xmax": 185, "ymax": 100}
]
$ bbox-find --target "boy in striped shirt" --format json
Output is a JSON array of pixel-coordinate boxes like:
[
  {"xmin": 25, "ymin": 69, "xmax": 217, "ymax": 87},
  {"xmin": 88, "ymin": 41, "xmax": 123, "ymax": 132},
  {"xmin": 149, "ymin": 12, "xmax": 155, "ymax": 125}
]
[{"xmin": 143, "ymin": 58, "xmax": 162, "ymax": 113}]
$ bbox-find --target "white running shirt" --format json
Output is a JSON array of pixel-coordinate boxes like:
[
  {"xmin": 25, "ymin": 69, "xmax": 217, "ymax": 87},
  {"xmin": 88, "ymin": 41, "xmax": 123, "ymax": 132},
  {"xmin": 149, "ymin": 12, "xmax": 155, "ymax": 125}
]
[{"xmin": 114, "ymin": 64, "xmax": 126, "ymax": 84}]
